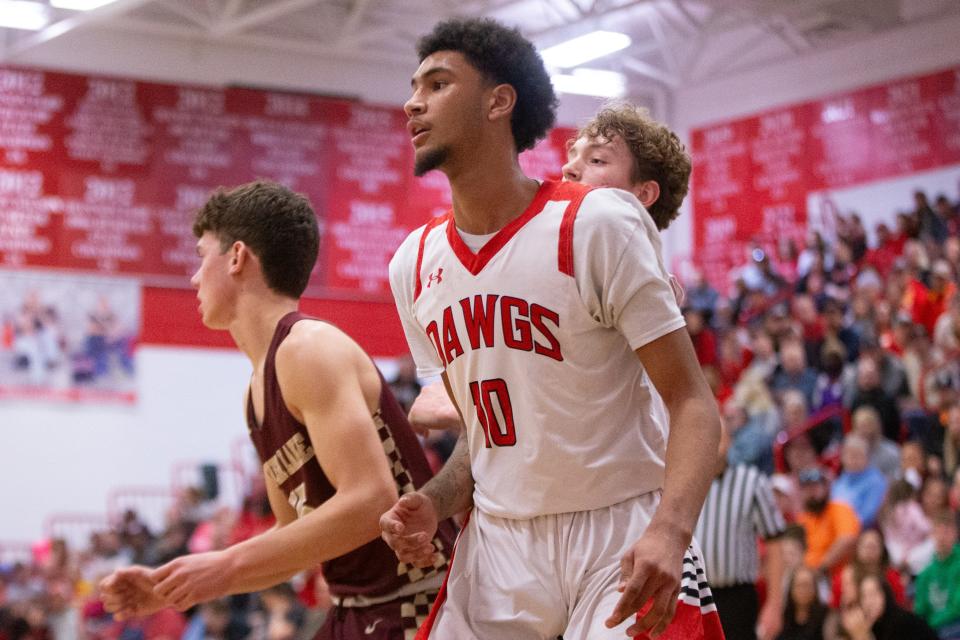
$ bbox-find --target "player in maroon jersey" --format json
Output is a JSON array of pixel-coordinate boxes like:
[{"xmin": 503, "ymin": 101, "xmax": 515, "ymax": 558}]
[{"xmin": 100, "ymin": 181, "xmax": 455, "ymax": 640}]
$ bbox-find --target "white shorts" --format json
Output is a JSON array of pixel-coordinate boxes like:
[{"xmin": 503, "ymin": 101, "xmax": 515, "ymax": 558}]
[{"xmin": 419, "ymin": 492, "xmax": 723, "ymax": 640}]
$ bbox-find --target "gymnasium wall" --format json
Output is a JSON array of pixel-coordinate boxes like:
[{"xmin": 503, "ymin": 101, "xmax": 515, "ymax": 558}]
[
  {"xmin": 661, "ymin": 11, "xmax": 960, "ymax": 268},
  {"xmin": 9, "ymin": 24, "xmax": 620, "ymax": 135},
  {"xmin": 0, "ymin": 33, "xmax": 592, "ymax": 542},
  {"xmin": 3, "ymin": 14, "xmax": 960, "ymax": 543},
  {"xmin": 1, "ymin": 347, "xmax": 250, "ymax": 542}
]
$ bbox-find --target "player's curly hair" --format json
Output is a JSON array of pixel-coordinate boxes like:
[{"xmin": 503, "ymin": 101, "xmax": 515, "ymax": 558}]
[
  {"xmin": 193, "ymin": 180, "xmax": 319, "ymax": 298},
  {"xmin": 578, "ymin": 102, "xmax": 692, "ymax": 230},
  {"xmin": 417, "ymin": 18, "xmax": 557, "ymax": 153}
]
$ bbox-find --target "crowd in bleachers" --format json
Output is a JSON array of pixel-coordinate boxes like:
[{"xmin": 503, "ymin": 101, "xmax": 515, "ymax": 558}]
[
  {"xmin": 685, "ymin": 188, "xmax": 960, "ymax": 639},
  {"xmin": 0, "ymin": 484, "xmax": 331, "ymax": 640},
  {"xmin": 1, "ymin": 186, "xmax": 958, "ymax": 639}
]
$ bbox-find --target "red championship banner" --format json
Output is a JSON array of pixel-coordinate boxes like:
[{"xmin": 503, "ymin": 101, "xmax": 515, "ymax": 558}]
[
  {"xmin": 0, "ymin": 65, "xmax": 575, "ymax": 354},
  {"xmin": 0, "ymin": 66, "xmax": 574, "ymax": 295},
  {"xmin": 690, "ymin": 65, "xmax": 960, "ymax": 291}
]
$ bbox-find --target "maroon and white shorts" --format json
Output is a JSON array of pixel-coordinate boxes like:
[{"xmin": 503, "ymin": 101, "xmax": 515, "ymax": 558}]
[
  {"xmin": 317, "ymin": 587, "xmax": 438, "ymax": 640},
  {"xmin": 417, "ymin": 492, "xmax": 724, "ymax": 639}
]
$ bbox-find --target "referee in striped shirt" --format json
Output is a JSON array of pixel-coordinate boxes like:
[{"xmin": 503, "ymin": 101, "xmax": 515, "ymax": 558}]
[{"xmin": 695, "ymin": 415, "xmax": 787, "ymax": 640}]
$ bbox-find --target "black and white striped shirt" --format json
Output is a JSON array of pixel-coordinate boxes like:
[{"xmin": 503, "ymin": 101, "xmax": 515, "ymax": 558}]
[{"xmin": 694, "ymin": 464, "xmax": 786, "ymax": 588}]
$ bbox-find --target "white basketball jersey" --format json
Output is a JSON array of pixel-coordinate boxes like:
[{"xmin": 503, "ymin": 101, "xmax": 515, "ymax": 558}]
[{"xmin": 389, "ymin": 180, "xmax": 685, "ymax": 519}]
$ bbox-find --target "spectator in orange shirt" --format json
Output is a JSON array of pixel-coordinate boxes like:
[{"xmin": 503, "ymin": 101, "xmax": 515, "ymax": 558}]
[{"xmin": 796, "ymin": 466, "xmax": 861, "ymax": 577}]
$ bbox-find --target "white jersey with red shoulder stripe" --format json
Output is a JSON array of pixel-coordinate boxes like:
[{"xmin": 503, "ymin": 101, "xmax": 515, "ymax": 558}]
[{"xmin": 389, "ymin": 180, "xmax": 685, "ymax": 519}]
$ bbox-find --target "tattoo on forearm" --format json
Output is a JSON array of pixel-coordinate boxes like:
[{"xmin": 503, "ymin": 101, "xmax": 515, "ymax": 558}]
[{"xmin": 422, "ymin": 434, "xmax": 473, "ymax": 520}]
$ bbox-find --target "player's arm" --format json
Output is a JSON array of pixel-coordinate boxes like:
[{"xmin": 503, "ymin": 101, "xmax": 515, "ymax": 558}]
[
  {"xmin": 218, "ymin": 326, "xmax": 398, "ymax": 582},
  {"xmin": 609, "ymin": 328, "xmax": 722, "ymax": 635},
  {"xmin": 101, "ymin": 396, "xmax": 298, "ymax": 620},
  {"xmin": 380, "ymin": 373, "xmax": 473, "ymax": 566},
  {"xmin": 101, "ymin": 475, "xmax": 296, "ymax": 619},
  {"xmin": 383, "ymin": 236, "xmax": 471, "ymax": 563},
  {"xmin": 575, "ymin": 190, "xmax": 720, "ymax": 634},
  {"xmin": 753, "ymin": 473, "xmax": 788, "ymax": 640},
  {"xmin": 378, "ymin": 435, "xmax": 469, "ymax": 567},
  {"xmin": 641, "ymin": 329, "xmax": 720, "ymax": 537},
  {"xmin": 408, "ymin": 380, "xmax": 463, "ymax": 435},
  {"xmin": 758, "ymin": 537, "xmax": 786, "ymax": 640},
  {"xmin": 415, "ymin": 373, "xmax": 473, "ymax": 518},
  {"xmin": 151, "ymin": 326, "xmax": 398, "ymax": 608}
]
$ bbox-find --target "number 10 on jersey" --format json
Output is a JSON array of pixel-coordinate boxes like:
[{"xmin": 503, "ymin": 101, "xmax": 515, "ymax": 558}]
[{"xmin": 468, "ymin": 378, "xmax": 517, "ymax": 447}]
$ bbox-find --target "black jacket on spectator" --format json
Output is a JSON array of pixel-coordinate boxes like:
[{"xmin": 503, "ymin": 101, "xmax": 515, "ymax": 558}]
[
  {"xmin": 777, "ymin": 604, "xmax": 828, "ymax": 640},
  {"xmin": 851, "ymin": 388, "xmax": 902, "ymax": 442},
  {"xmin": 870, "ymin": 586, "xmax": 939, "ymax": 640},
  {"xmin": 917, "ymin": 205, "xmax": 948, "ymax": 245},
  {"xmin": 835, "ymin": 327, "xmax": 861, "ymax": 363}
]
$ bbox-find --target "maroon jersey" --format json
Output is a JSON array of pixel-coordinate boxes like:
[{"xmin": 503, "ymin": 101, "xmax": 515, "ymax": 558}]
[{"xmin": 247, "ymin": 311, "xmax": 455, "ymax": 598}]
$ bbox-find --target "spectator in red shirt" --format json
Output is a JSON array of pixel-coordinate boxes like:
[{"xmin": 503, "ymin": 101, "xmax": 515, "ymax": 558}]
[
  {"xmin": 103, "ymin": 608, "xmax": 185, "ymax": 640},
  {"xmin": 718, "ymin": 331, "xmax": 752, "ymax": 389},
  {"xmin": 685, "ymin": 306, "xmax": 717, "ymax": 368},
  {"xmin": 904, "ymin": 260, "xmax": 957, "ymax": 337},
  {"xmin": 228, "ymin": 489, "xmax": 275, "ymax": 547},
  {"xmin": 865, "ymin": 223, "xmax": 901, "ymax": 278}
]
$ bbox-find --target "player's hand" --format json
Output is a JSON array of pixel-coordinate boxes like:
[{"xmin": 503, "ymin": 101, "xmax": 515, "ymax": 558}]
[
  {"xmin": 757, "ymin": 601, "xmax": 783, "ymax": 640},
  {"xmin": 606, "ymin": 526, "xmax": 685, "ymax": 638},
  {"xmin": 149, "ymin": 551, "xmax": 231, "ymax": 612},
  {"xmin": 379, "ymin": 492, "xmax": 440, "ymax": 568},
  {"xmin": 408, "ymin": 383, "xmax": 461, "ymax": 436},
  {"xmin": 99, "ymin": 565, "xmax": 166, "ymax": 620}
]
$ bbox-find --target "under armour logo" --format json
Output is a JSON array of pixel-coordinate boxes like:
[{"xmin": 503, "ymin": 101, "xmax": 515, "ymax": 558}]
[
  {"xmin": 364, "ymin": 618, "xmax": 383, "ymax": 634},
  {"xmin": 427, "ymin": 268, "xmax": 443, "ymax": 288}
]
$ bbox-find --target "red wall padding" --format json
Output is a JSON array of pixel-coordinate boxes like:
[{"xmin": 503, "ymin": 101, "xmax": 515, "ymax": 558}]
[{"xmin": 141, "ymin": 287, "xmax": 408, "ymax": 357}]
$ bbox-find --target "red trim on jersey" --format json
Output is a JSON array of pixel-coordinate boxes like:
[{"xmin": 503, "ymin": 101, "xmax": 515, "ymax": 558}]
[
  {"xmin": 445, "ymin": 180, "xmax": 560, "ymax": 276},
  {"xmin": 634, "ymin": 602, "xmax": 725, "ymax": 640},
  {"xmin": 551, "ymin": 180, "xmax": 595, "ymax": 201},
  {"xmin": 555, "ymin": 182, "xmax": 595, "ymax": 277},
  {"xmin": 414, "ymin": 214, "xmax": 452, "ymax": 302},
  {"xmin": 415, "ymin": 510, "xmax": 473, "ymax": 640}
]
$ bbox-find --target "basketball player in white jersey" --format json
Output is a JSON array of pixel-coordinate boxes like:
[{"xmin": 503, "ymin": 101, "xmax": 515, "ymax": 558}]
[
  {"xmin": 406, "ymin": 102, "xmax": 690, "ymax": 435},
  {"xmin": 381, "ymin": 18, "xmax": 724, "ymax": 640}
]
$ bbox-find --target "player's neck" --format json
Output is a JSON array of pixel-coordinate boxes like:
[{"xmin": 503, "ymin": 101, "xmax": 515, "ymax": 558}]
[
  {"xmin": 446, "ymin": 153, "xmax": 539, "ymax": 235},
  {"xmin": 228, "ymin": 291, "xmax": 299, "ymax": 366}
]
